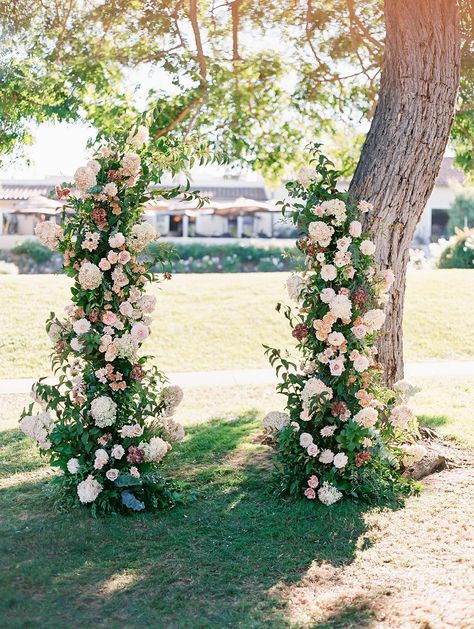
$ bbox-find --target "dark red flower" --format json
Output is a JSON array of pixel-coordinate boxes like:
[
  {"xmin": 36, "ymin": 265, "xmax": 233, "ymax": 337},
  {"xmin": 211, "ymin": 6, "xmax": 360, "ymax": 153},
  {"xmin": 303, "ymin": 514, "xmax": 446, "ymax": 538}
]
[
  {"xmin": 355, "ymin": 451, "xmax": 372, "ymax": 468},
  {"xmin": 164, "ymin": 272, "xmax": 172, "ymax": 280},
  {"xmin": 352, "ymin": 287, "xmax": 369, "ymax": 307},
  {"xmin": 331, "ymin": 400, "xmax": 349, "ymax": 418},
  {"xmin": 55, "ymin": 185, "xmax": 71, "ymax": 200},
  {"xmin": 127, "ymin": 446, "xmax": 145, "ymax": 464},
  {"xmin": 292, "ymin": 323, "xmax": 309, "ymax": 340},
  {"xmin": 130, "ymin": 364, "xmax": 146, "ymax": 381},
  {"xmin": 91, "ymin": 207, "xmax": 108, "ymax": 230}
]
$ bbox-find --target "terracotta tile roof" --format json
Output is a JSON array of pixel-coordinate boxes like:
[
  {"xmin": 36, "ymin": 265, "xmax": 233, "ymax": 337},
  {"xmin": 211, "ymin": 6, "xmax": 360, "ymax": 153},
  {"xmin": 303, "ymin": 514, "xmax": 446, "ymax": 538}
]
[
  {"xmin": 188, "ymin": 185, "xmax": 268, "ymax": 201},
  {"xmin": 0, "ymin": 185, "xmax": 52, "ymax": 200}
]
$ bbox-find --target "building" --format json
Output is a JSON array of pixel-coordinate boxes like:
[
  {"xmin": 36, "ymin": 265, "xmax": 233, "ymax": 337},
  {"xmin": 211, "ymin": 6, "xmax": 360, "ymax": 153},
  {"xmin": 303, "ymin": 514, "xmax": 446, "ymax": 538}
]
[
  {"xmin": 0, "ymin": 158, "xmax": 467, "ymax": 247},
  {"xmin": 414, "ymin": 157, "xmax": 466, "ymax": 243}
]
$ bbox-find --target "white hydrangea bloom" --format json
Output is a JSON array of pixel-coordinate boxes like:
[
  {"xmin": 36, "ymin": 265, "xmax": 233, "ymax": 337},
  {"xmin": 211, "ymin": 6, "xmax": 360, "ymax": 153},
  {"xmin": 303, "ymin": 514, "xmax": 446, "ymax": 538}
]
[
  {"xmin": 139, "ymin": 436, "xmax": 169, "ymax": 463},
  {"xmin": 19, "ymin": 411, "xmax": 54, "ymax": 449},
  {"xmin": 297, "ymin": 166, "xmax": 318, "ymax": 188},
  {"xmin": 90, "ymin": 396, "xmax": 117, "ymax": 428},
  {"xmin": 286, "ymin": 274, "xmax": 306, "ymax": 302},
  {"xmin": 35, "ymin": 221, "xmax": 63, "ymax": 251},
  {"xmin": 353, "ymin": 407, "xmax": 378, "ymax": 428},
  {"xmin": 74, "ymin": 166, "xmax": 97, "ymax": 191},
  {"xmin": 301, "ymin": 377, "xmax": 333, "ymax": 411},
  {"xmin": 263, "ymin": 411, "xmax": 290, "ymax": 432},
  {"xmin": 77, "ymin": 474, "xmax": 102, "ymax": 503},
  {"xmin": 318, "ymin": 481, "xmax": 343, "ymax": 505}
]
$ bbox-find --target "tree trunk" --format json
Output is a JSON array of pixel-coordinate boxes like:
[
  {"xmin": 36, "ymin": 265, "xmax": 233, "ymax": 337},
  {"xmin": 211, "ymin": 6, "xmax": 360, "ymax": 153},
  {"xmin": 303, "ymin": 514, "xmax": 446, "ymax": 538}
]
[{"xmin": 349, "ymin": 0, "xmax": 460, "ymax": 385}]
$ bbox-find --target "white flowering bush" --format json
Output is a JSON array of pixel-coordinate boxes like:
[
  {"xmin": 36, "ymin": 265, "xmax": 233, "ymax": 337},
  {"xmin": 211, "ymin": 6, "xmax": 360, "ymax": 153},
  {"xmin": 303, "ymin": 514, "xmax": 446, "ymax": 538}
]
[
  {"xmin": 264, "ymin": 148, "xmax": 425, "ymax": 505},
  {"xmin": 20, "ymin": 121, "xmax": 209, "ymax": 515}
]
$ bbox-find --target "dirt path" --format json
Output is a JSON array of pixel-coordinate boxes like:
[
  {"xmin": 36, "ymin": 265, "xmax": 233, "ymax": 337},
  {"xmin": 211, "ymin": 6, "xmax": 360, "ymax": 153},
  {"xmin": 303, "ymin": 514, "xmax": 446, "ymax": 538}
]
[{"xmin": 272, "ymin": 442, "xmax": 474, "ymax": 628}]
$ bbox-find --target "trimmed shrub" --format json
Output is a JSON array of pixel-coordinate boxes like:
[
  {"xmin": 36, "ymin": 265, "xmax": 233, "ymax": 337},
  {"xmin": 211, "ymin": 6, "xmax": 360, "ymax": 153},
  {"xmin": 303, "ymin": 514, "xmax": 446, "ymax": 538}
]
[
  {"xmin": 438, "ymin": 228, "xmax": 474, "ymax": 269},
  {"xmin": 12, "ymin": 239, "xmax": 54, "ymax": 263}
]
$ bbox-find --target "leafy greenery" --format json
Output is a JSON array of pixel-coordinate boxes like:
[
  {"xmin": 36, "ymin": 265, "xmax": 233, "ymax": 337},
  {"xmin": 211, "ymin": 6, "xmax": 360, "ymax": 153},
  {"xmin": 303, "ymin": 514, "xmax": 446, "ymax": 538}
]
[
  {"xmin": 150, "ymin": 242, "xmax": 303, "ymax": 273},
  {"xmin": 0, "ymin": 413, "xmax": 396, "ymax": 628},
  {"xmin": 265, "ymin": 147, "xmax": 420, "ymax": 504},
  {"xmin": 438, "ymin": 228, "xmax": 474, "ymax": 269},
  {"xmin": 19, "ymin": 123, "xmax": 219, "ymax": 515},
  {"xmin": 1, "ymin": 1, "xmax": 472, "ymax": 177},
  {"xmin": 12, "ymin": 239, "xmax": 54, "ymax": 263},
  {"xmin": 447, "ymin": 189, "xmax": 474, "ymax": 234}
]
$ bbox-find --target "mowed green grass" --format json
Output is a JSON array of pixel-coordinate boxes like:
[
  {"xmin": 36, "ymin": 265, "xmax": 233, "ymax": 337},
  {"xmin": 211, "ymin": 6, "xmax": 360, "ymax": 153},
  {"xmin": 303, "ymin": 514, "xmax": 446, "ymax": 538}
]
[
  {"xmin": 1, "ymin": 404, "xmax": 473, "ymax": 628},
  {"xmin": 0, "ymin": 270, "xmax": 473, "ymax": 378}
]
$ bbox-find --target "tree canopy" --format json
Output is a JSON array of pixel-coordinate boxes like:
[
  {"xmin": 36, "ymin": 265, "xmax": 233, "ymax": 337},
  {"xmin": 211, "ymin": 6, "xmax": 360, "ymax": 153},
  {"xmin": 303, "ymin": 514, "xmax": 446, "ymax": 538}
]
[{"xmin": 1, "ymin": 0, "xmax": 473, "ymax": 177}]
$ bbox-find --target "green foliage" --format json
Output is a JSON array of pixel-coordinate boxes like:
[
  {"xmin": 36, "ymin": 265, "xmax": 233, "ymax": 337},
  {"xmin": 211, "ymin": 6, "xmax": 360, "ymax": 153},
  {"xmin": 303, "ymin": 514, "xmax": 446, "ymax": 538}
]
[
  {"xmin": 447, "ymin": 189, "xmax": 474, "ymax": 233},
  {"xmin": 1, "ymin": 1, "xmax": 472, "ymax": 177},
  {"xmin": 12, "ymin": 238, "xmax": 54, "ymax": 263},
  {"xmin": 265, "ymin": 146, "xmax": 421, "ymax": 505},
  {"xmin": 438, "ymin": 228, "xmax": 474, "ymax": 269},
  {"xmin": 147, "ymin": 242, "xmax": 303, "ymax": 273},
  {"xmin": 18, "ymin": 122, "xmax": 210, "ymax": 515}
]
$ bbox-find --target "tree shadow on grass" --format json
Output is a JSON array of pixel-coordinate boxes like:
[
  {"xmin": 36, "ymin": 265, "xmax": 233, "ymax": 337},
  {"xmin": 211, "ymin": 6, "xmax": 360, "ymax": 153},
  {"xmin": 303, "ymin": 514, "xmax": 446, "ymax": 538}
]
[{"xmin": 0, "ymin": 413, "xmax": 404, "ymax": 629}]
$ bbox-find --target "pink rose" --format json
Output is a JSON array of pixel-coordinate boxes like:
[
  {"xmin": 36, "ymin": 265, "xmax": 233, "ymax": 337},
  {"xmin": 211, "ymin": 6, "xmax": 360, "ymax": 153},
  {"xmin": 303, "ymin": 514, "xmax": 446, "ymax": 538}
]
[
  {"xmin": 307, "ymin": 443, "xmax": 319, "ymax": 457},
  {"xmin": 308, "ymin": 475, "xmax": 319, "ymax": 489},
  {"xmin": 130, "ymin": 466, "xmax": 140, "ymax": 478},
  {"xmin": 102, "ymin": 311, "xmax": 118, "ymax": 326},
  {"xmin": 107, "ymin": 251, "xmax": 119, "ymax": 264},
  {"xmin": 99, "ymin": 258, "xmax": 111, "ymax": 271},
  {"xmin": 118, "ymin": 250, "xmax": 131, "ymax": 265},
  {"xmin": 304, "ymin": 487, "xmax": 316, "ymax": 500},
  {"xmin": 329, "ymin": 358, "xmax": 345, "ymax": 376},
  {"xmin": 106, "ymin": 468, "xmax": 119, "ymax": 481},
  {"xmin": 119, "ymin": 301, "xmax": 134, "ymax": 317},
  {"xmin": 351, "ymin": 324, "xmax": 368, "ymax": 339},
  {"xmin": 132, "ymin": 424, "xmax": 144, "ymax": 437},
  {"xmin": 131, "ymin": 322, "xmax": 149, "ymax": 341},
  {"xmin": 349, "ymin": 349, "xmax": 360, "ymax": 361}
]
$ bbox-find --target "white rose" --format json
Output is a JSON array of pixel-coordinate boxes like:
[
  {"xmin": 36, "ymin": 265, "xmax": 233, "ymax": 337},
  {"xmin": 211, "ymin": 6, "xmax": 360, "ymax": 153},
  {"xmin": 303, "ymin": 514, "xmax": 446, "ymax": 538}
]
[
  {"xmin": 360, "ymin": 239, "xmax": 376, "ymax": 256},
  {"xmin": 299, "ymin": 432, "xmax": 313, "ymax": 448},
  {"xmin": 349, "ymin": 221, "xmax": 362, "ymax": 238},
  {"xmin": 73, "ymin": 318, "xmax": 91, "ymax": 335},
  {"xmin": 320, "ymin": 264, "xmax": 337, "ymax": 282},
  {"xmin": 333, "ymin": 452, "xmax": 348, "ymax": 468},
  {"xmin": 67, "ymin": 458, "xmax": 80, "ymax": 474}
]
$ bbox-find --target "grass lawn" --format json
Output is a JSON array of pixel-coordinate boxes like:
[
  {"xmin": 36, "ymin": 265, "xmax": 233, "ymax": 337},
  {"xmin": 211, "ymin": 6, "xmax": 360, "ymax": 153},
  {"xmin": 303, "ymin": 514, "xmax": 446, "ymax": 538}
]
[
  {"xmin": 0, "ymin": 269, "xmax": 473, "ymax": 378},
  {"xmin": 1, "ymin": 403, "xmax": 473, "ymax": 628}
]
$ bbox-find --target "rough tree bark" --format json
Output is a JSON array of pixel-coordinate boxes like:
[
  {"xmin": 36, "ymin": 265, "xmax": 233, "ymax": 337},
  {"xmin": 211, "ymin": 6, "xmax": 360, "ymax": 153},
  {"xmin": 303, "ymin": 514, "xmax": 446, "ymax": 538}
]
[{"xmin": 348, "ymin": 0, "xmax": 461, "ymax": 385}]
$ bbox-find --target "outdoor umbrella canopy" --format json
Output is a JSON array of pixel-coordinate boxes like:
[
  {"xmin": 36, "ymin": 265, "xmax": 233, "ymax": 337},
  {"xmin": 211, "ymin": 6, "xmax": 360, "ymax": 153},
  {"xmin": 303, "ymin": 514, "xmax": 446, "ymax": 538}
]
[{"xmin": 11, "ymin": 195, "xmax": 63, "ymax": 215}]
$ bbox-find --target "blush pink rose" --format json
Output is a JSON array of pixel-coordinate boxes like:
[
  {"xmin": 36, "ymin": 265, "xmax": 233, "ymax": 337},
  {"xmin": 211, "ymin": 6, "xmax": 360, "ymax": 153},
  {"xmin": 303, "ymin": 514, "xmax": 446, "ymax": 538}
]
[
  {"xmin": 102, "ymin": 311, "xmax": 118, "ymax": 326},
  {"xmin": 107, "ymin": 251, "xmax": 119, "ymax": 264},
  {"xmin": 308, "ymin": 475, "xmax": 319, "ymax": 489},
  {"xmin": 131, "ymin": 322, "xmax": 149, "ymax": 341},
  {"xmin": 117, "ymin": 250, "xmax": 131, "ymax": 265},
  {"xmin": 304, "ymin": 487, "xmax": 316, "ymax": 500},
  {"xmin": 329, "ymin": 358, "xmax": 345, "ymax": 376},
  {"xmin": 105, "ymin": 468, "xmax": 119, "ymax": 481},
  {"xmin": 99, "ymin": 258, "xmax": 111, "ymax": 271},
  {"xmin": 352, "ymin": 324, "xmax": 368, "ymax": 339},
  {"xmin": 119, "ymin": 301, "xmax": 134, "ymax": 317}
]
